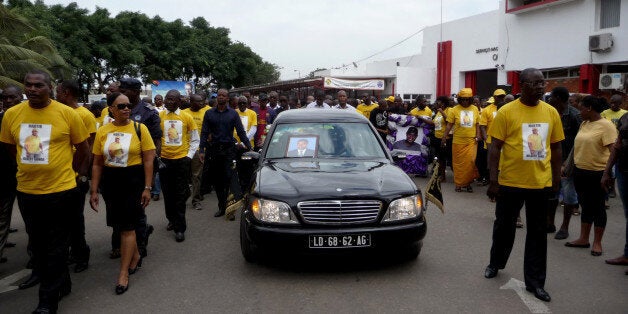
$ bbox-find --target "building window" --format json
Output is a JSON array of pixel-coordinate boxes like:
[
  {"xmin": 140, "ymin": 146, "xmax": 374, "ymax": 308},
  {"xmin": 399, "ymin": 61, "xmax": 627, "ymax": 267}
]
[
  {"xmin": 599, "ymin": 0, "xmax": 621, "ymax": 29},
  {"xmin": 542, "ymin": 67, "xmax": 580, "ymax": 79}
]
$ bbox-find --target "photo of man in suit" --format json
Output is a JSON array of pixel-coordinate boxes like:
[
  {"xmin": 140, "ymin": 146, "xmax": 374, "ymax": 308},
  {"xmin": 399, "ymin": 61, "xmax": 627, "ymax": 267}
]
[{"xmin": 287, "ymin": 138, "xmax": 316, "ymax": 157}]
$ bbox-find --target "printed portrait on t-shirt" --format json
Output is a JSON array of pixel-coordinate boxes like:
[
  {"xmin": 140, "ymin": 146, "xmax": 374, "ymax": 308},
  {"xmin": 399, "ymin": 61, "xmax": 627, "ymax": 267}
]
[
  {"xmin": 164, "ymin": 120, "xmax": 183, "ymax": 146},
  {"xmin": 434, "ymin": 115, "xmax": 443, "ymax": 131},
  {"xmin": 460, "ymin": 110, "xmax": 474, "ymax": 127},
  {"xmin": 104, "ymin": 132, "xmax": 132, "ymax": 167},
  {"xmin": 19, "ymin": 123, "xmax": 51, "ymax": 164},
  {"xmin": 522, "ymin": 123, "xmax": 548, "ymax": 160}
]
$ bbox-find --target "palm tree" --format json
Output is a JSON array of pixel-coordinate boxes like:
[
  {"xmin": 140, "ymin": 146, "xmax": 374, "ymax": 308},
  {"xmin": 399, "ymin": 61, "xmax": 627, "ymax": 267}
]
[{"xmin": 0, "ymin": 4, "xmax": 70, "ymax": 88}]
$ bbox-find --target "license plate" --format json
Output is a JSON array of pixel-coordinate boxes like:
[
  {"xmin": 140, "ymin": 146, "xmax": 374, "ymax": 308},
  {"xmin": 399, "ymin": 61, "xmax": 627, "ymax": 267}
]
[{"xmin": 309, "ymin": 234, "xmax": 371, "ymax": 248}]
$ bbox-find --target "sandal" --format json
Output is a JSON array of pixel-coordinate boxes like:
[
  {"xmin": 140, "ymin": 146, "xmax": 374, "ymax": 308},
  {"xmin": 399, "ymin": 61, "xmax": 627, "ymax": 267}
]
[
  {"xmin": 455, "ymin": 187, "xmax": 463, "ymax": 192},
  {"xmin": 465, "ymin": 185, "xmax": 473, "ymax": 193}
]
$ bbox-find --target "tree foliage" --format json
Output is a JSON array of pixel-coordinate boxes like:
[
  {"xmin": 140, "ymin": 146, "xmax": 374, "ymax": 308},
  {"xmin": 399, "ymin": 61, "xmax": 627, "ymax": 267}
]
[{"xmin": 5, "ymin": 0, "xmax": 280, "ymax": 92}]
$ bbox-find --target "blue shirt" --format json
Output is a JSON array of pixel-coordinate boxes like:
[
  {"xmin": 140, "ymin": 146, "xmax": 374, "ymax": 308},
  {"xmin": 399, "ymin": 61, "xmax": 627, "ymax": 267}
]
[
  {"xmin": 200, "ymin": 106, "xmax": 251, "ymax": 152},
  {"xmin": 131, "ymin": 101, "xmax": 162, "ymax": 141}
]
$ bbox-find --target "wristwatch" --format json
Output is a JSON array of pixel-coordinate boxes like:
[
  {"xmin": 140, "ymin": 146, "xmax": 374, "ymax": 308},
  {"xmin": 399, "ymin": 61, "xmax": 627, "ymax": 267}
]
[
  {"xmin": 78, "ymin": 176, "xmax": 89, "ymax": 183},
  {"xmin": 144, "ymin": 186, "xmax": 152, "ymax": 190}
]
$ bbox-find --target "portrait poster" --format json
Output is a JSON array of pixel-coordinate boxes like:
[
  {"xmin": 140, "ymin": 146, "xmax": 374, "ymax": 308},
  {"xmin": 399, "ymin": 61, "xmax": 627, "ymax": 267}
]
[
  {"xmin": 151, "ymin": 80, "xmax": 194, "ymax": 98},
  {"xmin": 164, "ymin": 120, "xmax": 183, "ymax": 146},
  {"xmin": 285, "ymin": 135, "xmax": 318, "ymax": 157},
  {"xmin": 19, "ymin": 123, "xmax": 51, "ymax": 164},
  {"xmin": 104, "ymin": 132, "xmax": 132, "ymax": 167},
  {"xmin": 522, "ymin": 123, "xmax": 548, "ymax": 160}
]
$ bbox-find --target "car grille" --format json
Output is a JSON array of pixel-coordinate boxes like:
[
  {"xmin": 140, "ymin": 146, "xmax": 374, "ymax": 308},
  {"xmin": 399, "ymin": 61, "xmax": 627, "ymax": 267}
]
[{"xmin": 298, "ymin": 200, "xmax": 382, "ymax": 225}]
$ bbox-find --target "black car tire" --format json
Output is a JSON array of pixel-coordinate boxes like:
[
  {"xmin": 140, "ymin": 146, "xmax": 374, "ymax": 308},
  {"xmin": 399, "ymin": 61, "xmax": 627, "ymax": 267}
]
[
  {"xmin": 240, "ymin": 212, "xmax": 260, "ymax": 263},
  {"xmin": 402, "ymin": 242, "xmax": 422, "ymax": 260}
]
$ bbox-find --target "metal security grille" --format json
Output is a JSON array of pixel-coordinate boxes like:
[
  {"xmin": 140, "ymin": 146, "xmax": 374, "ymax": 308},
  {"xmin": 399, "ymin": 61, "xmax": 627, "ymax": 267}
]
[{"xmin": 298, "ymin": 200, "xmax": 382, "ymax": 224}]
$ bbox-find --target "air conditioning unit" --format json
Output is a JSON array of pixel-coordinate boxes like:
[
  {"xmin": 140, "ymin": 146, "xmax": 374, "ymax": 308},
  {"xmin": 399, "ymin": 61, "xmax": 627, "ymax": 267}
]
[
  {"xmin": 589, "ymin": 33, "xmax": 613, "ymax": 52},
  {"xmin": 599, "ymin": 73, "xmax": 624, "ymax": 90}
]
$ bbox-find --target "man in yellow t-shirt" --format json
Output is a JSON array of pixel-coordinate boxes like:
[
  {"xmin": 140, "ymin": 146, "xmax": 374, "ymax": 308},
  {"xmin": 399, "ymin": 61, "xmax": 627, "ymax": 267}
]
[
  {"xmin": 409, "ymin": 96, "xmax": 434, "ymax": 127},
  {"xmin": 182, "ymin": 94, "xmax": 209, "ymax": 210},
  {"xmin": 57, "ymin": 79, "xmax": 98, "ymax": 273},
  {"xmin": 158, "ymin": 90, "xmax": 199, "ymax": 242},
  {"xmin": 356, "ymin": 93, "xmax": 379, "ymax": 119},
  {"xmin": 601, "ymin": 94, "xmax": 627, "ymax": 127},
  {"xmin": 0, "ymin": 71, "xmax": 89, "ymax": 313},
  {"xmin": 484, "ymin": 68, "xmax": 564, "ymax": 304}
]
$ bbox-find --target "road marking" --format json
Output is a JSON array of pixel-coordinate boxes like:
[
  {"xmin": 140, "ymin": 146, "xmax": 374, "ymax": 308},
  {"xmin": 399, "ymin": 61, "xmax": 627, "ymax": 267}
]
[
  {"xmin": 500, "ymin": 278, "xmax": 551, "ymax": 314},
  {"xmin": 0, "ymin": 269, "xmax": 31, "ymax": 294}
]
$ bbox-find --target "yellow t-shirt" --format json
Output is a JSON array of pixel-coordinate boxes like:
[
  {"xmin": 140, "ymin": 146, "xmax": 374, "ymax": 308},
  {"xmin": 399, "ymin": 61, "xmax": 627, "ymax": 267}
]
[
  {"xmin": 96, "ymin": 106, "xmax": 115, "ymax": 128},
  {"xmin": 479, "ymin": 104, "xmax": 497, "ymax": 147},
  {"xmin": 93, "ymin": 122, "xmax": 155, "ymax": 167},
  {"xmin": 159, "ymin": 110, "xmax": 197, "ymax": 159},
  {"xmin": 182, "ymin": 106, "xmax": 209, "ymax": 130},
  {"xmin": 446, "ymin": 104, "xmax": 479, "ymax": 144},
  {"xmin": 488, "ymin": 99, "xmax": 565, "ymax": 189},
  {"xmin": 601, "ymin": 109, "xmax": 627, "ymax": 127},
  {"xmin": 0, "ymin": 100, "xmax": 89, "ymax": 194},
  {"xmin": 409, "ymin": 107, "xmax": 433, "ymax": 119},
  {"xmin": 234, "ymin": 108, "xmax": 258, "ymax": 147},
  {"xmin": 356, "ymin": 103, "xmax": 379, "ymax": 119},
  {"xmin": 433, "ymin": 111, "xmax": 446, "ymax": 139},
  {"xmin": 75, "ymin": 106, "xmax": 97, "ymax": 135},
  {"xmin": 574, "ymin": 119, "xmax": 617, "ymax": 171}
]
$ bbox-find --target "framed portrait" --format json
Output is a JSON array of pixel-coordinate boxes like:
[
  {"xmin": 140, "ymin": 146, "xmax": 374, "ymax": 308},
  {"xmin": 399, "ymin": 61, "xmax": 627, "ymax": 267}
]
[{"xmin": 285, "ymin": 135, "xmax": 318, "ymax": 158}]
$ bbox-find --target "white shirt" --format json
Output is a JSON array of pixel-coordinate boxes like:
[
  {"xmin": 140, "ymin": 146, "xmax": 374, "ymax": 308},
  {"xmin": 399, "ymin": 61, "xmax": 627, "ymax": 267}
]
[
  {"xmin": 307, "ymin": 102, "xmax": 330, "ymax": 109},
  {"xmin": 333, "ymin": 104, "xmax": 356, "ymax": 111}
]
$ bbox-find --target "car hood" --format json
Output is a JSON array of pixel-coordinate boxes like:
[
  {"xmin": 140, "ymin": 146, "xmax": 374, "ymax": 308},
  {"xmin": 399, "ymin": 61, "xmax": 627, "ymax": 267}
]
[{"xmin": 255, "ymin": 160, "xmax": 418, "ymax": 202}]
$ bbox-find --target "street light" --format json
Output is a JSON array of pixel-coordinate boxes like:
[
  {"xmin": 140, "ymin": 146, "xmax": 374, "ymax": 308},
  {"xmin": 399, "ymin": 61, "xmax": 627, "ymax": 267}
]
[{"xmin": 294, "ymin": 69, "xmax": 301, "ymax": 79}]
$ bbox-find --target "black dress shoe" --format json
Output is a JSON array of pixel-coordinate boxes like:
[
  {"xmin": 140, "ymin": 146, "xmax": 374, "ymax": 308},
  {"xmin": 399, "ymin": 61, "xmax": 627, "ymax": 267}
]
[
  {"xmin": 115, "ymin": 284, "xmax": 128, "ymax": 295},
  {"xmin": 526, "ymin": 286, "xmax": 551, "ymax": 302},
  {"xmin": 19, "ymin": 274, "xmax": 40, "ymax": 290},
  {"xmin": 484, "ymin": 266, "xmax": 498, "ymax": 278},
  {"xmin": 129, "ymin": 257, "xmax": 142, "ymax": 275},
  {"xmin": 175, "ymin": 232, "xmax": 185, "ymax": 242},
  {"xmin": 9, "ymin": 227, "xmax": 17, "ymax": 233},
  {"xmin": 214, "ymin": 210, "xmax": 225, "ymax": 217},
  {"xmin": 4, "ymin": 242, "xmax": 16, "ymax": 248}
]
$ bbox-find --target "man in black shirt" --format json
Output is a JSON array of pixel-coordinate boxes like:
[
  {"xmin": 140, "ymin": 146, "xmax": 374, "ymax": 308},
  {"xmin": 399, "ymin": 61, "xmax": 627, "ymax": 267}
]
[
  {"xmin": 200, "ymin": 89, "xmax": 251, "ymax": 218},
  {"xmin": 369, "ymin": 98, "xmax": 389, "ymax": 142}
]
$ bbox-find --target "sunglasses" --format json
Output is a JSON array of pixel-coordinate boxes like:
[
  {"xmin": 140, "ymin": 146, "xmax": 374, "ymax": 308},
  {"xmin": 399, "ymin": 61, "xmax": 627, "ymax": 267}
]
[
  {"xmin": 238, "ymin": 101, "xmax": 247, "ymax": 104},
  {"xmin": 114, "ymin": 103, "xmax": 131, "ymax": 110}
]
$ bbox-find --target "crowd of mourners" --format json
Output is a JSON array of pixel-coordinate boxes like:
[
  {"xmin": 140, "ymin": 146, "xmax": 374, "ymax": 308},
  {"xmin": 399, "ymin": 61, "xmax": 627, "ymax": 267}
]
[{"xmin": 0, "ymin": 67, "xmax": 627, "ymax": 312}]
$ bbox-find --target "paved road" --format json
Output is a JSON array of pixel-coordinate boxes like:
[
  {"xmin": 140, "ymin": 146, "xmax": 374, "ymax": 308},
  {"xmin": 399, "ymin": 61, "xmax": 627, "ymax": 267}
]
[{"xmin": 1, "ymin": 174, "xmax": 626, "ymax": 313}]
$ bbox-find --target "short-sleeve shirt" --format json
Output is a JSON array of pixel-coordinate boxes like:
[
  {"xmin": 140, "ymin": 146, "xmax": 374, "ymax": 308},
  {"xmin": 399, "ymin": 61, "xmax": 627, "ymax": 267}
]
[
  {"xmin": 182, "ymin": 106, "xmax": 209, "ymax": 130},
  {"xmin": 488, "ymin": 99, "xmax": 565, "ymax": 189},
  {"xmin": 159, "ymin": 109, "xmax": 197, "ymax": 159},
  {"xmin": 75, "ymin": 106, "xmax": 97, "ymax": 135},
  {"xmin": 573, "ymin": 118, "xmax": 617, "ymax": 171},
  {"xmin": 0, "ymin": 100, "xmax": 89, "ymax": 194},
  {"xmin": 433, "ymin": 111, "xmax": 446, "ymax": 139},
  {"xmin": 234, "ymin": 108, "xmax": 257, "ymax": 147},
  {"xmin": 356, "ymin": 103, "xmax": 379, "ymax": 119},
  {"xmin": 601, "ymin": 108, "xmax": 628, "ymax": 127},
  {"xmin": 446, "ymin": 105, "xmax": 479, "ymax": 144},
  {"xmin": 409, "ymin": 107, "xmax": 433, "ymax": 119},
  {"xmin": 92, "ymin": 122, "xmax": 155, "ymax": 167}
]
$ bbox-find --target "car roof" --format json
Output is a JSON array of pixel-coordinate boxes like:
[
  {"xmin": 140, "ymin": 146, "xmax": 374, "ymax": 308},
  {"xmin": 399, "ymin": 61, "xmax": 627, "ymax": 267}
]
[{"xmin": 274, "ymin": 109, "xmax": 368, "ymax": 123}]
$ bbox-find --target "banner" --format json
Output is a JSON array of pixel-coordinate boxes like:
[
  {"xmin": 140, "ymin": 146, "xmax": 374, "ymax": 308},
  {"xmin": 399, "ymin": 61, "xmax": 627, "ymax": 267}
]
[
  {"xmin": 323, "ymin": 77, "xmax": 385, "ymax": 90},
  {"xmin": 151, "ymin": 80, "xmax": 194, "ymax": 98}
]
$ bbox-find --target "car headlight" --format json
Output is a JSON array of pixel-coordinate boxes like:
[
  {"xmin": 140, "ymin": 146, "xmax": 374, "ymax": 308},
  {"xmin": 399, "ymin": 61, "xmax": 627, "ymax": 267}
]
[
  {"xmin": 382, "ymin": 195, "xmax": 423, "ymax": 222},
  {"xmin": 250, "ymin": 198, "xmax": 298, "ymax": 224}
]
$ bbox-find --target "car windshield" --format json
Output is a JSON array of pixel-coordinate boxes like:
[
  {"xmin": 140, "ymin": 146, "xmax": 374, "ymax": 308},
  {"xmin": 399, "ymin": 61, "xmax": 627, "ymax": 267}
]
[{"xmin": 265, "ymin": 122, "xmax": 387, "ymax": 159}]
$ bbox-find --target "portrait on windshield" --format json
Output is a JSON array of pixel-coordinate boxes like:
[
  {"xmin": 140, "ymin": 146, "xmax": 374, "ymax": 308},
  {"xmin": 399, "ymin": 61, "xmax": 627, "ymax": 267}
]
[{"xmin": 286, "ymin": 135, "xmax": 318, "ymax": 158}]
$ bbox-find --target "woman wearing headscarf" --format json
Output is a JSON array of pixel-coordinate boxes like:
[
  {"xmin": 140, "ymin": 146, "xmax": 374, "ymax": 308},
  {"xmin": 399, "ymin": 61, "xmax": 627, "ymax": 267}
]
[
  {"xmin": 89, "ymin": 92, "xmax": 155, "ymax": 294},
  {"xmin": 565, "ymin": 96, "xmax": 617, "ymax": 256},
  {"xmin": 441, "ymin": 88, "xmax": 480, "ymax": 192}
]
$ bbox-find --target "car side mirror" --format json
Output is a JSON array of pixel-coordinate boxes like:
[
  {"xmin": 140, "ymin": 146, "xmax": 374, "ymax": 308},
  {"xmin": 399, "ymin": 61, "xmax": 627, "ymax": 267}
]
[
  {"xmin": 241, "ymin": 151, "xmax": 261, "ymax": 160},
  {"xmin": 391, "ymin": 150, "xmax": 406, "ymax": 161}
]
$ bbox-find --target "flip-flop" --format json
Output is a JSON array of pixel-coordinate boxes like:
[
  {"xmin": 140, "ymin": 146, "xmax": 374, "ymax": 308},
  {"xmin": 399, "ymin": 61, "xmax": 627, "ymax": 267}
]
[
  {"xmin": 591, "ymin": 250, "xmax": 602, "ymax": 256},
  {"xmin": 455, "ymin": 187, "xmax": 463, "ymax": 192},
  {"xmin": 565, "ymin": 242, "xmax": 590, "ymax": 248}
]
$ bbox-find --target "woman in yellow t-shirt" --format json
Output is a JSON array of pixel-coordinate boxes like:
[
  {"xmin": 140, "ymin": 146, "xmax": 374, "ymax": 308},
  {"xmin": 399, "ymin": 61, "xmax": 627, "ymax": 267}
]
[
  {"xmin": 565, "ymin": 96, "xmax": 617, "ymax": 256},
  {"xmin": 431, "ymin": 96, "xmax": 452, "ymax": 182},
  {"xmin": 89, "ymin": 92, "xmax": 156, "ymax": 295},
  {"xmin": 442, "ymin": 88, "xmax": 480, "ymax": 192}
]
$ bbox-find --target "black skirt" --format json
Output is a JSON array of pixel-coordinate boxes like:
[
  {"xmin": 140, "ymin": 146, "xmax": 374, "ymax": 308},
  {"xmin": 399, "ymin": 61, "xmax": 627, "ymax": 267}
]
[{"xmin": 102, "ymin": 165, "xmax": 144, "ymax": 231}]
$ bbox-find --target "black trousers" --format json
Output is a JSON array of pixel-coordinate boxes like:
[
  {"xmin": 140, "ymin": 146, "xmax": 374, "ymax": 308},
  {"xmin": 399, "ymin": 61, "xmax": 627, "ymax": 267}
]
[
  {"xmin": 17, "ymin": 189, "xmax": 75, "ymax": 311},
  {"xmin": 160, "ymin": 157, "xmax": 191, "ymax": 232},
  {"xmin": 489, "ymin": 186, "xmax": 551, "ymax": 289},
  {"xmin": 69, "ymin": 183, "xmax": 90, "ymax": 262},
  {"xmin": 206, "ymin": 144, "xmax": 236, "ymax": 212},
  {"xmin": 476, "ymin": 142, "xmax": 488, "ymax": 180},
  {"xmin": 574, "ymin": 167, "xmax": 607, "ymax": 227}
]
